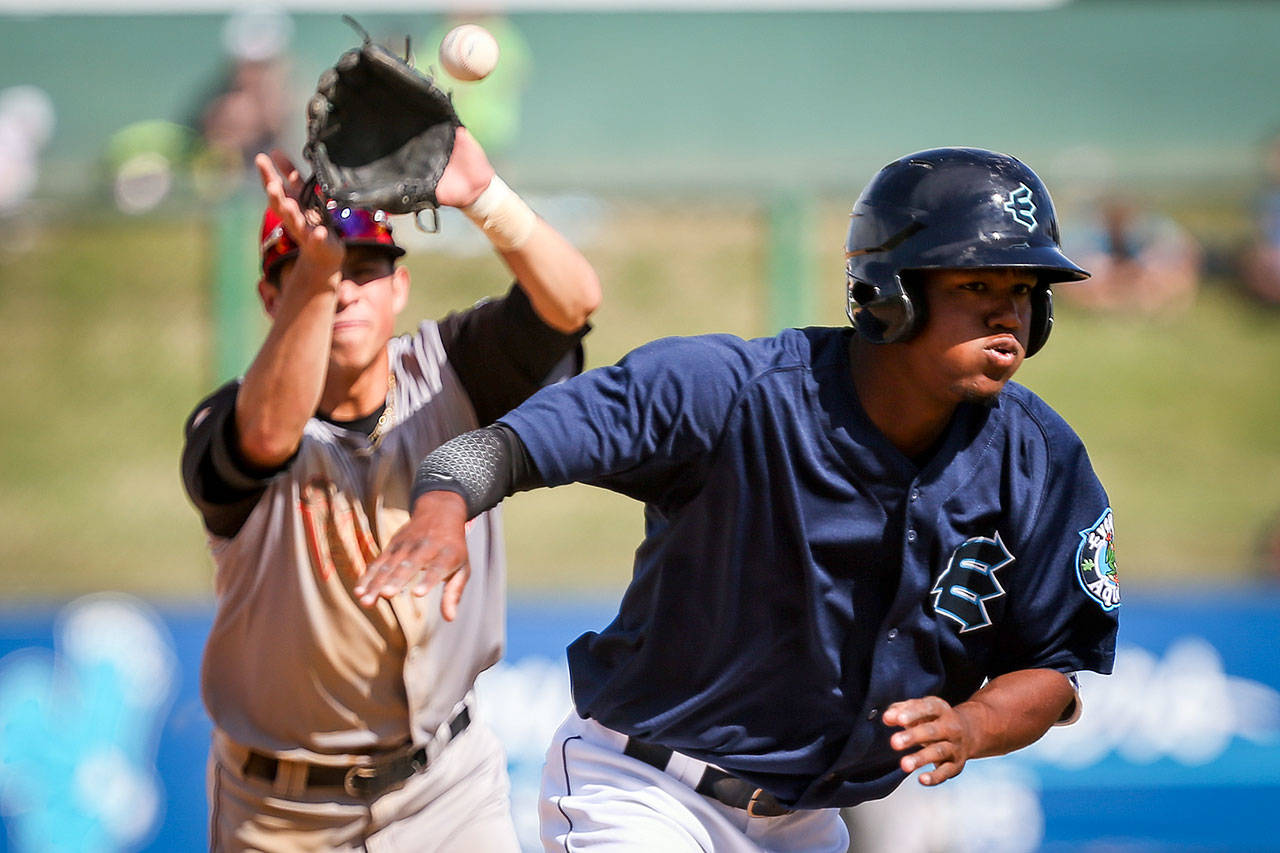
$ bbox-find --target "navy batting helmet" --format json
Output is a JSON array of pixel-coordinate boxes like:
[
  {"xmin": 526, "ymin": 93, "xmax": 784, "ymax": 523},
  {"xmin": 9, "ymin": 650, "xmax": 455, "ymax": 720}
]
[{"xmin": 845, "ymin": 147, "xmax": 1089, "ymax": 357}]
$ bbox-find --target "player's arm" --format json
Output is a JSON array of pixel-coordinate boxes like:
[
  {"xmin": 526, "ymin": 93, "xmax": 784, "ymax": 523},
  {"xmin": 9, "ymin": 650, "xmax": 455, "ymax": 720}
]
[
  {"xmin": 881, "ymin": 668, "xmax": 1075, "ymax": 786},
  {"xmin": 355, "ymin": 423, "xmax": 541, "ymax": 618},
  {"xmin": 181, "ymin": 381, "xmax": 275, "ymax": 538},
  {"xmin": 357, "ymin": 336, "xmax": 752, "ymax": 617},
  {"xmin": 234, "ymin": 152, "xmax": 346, "ymax": 469},
  {"xmin": 434, "ymin": 127, "xmax": 600, "ymax": 333},
  {"xmin": 436, "ymin": 285, "xmax": 588, "ymax": 426}
]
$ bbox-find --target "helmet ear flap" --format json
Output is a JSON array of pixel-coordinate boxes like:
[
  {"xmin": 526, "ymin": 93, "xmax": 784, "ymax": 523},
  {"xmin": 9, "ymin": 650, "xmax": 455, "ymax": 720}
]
[
  {"xmin": 846, "ymin": 271, "xmax": 920, "ymax": 343},
  {"xmin": 1026, "ymin": 283, "xmax": 1054, "ymax": 357}
]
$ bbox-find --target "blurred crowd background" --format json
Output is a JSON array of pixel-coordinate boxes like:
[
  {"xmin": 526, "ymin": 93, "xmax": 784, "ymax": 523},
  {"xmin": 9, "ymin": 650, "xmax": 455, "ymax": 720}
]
[{"xmin": 1, "ymin": 1, "xmax": 1279, "ymax": 851}]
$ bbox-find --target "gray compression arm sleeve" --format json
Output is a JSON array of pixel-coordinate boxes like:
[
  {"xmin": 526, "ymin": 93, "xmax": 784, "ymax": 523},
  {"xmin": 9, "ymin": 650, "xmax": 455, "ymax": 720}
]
[{"xmin": 410, "ymin": 424, "xmax": 543, "ymax": 519}]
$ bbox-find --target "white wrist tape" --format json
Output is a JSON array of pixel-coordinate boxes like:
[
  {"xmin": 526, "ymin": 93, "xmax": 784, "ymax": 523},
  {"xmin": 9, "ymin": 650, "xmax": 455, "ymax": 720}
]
[{"xmin": 461, "ymin": 175, "xmax": 537, "ymax": 251}]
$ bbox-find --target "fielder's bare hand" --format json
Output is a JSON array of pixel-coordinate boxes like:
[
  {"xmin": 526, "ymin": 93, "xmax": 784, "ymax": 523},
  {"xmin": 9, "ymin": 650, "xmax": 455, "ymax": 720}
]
[
  {"xmin": 882, "ymin": 696, "xmax": 977, "ymax": 787},
  {"xmin": 254, "ymin": 150, "xmax": 345, "ymax": 280},
  {"xmin": 434, "ymin": 127, "xmax": 496, "ymax": 209},
  {"xmin": 356, "ymin": 491, "xmax": 471, "ymax": 620}
]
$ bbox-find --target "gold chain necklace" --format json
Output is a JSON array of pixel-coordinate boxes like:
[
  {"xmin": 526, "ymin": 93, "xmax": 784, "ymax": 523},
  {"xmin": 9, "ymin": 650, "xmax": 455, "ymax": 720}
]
[{"xmin": 368, "ymin": 368, "xmax": 396, "ymax": 449}]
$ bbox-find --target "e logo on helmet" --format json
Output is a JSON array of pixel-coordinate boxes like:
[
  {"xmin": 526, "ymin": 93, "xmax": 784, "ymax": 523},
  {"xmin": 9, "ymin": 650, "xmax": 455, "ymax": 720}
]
[{"xmin": 1003, "ymin": 183, "xmax": 1039, "ymax": 232}]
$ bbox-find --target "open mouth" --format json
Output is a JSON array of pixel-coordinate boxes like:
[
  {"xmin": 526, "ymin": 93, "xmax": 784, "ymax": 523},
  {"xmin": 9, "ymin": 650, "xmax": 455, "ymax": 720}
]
[{"xmin": 983, "ymin": 337, "xmax": 1022, "ymax": 367}]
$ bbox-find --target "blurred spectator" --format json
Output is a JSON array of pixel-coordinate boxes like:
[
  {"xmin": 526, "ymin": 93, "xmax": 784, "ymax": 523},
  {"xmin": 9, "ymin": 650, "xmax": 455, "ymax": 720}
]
[
  {"xmin": 1236, "ymin": 130, "xmax": 1280, "ymax": 307},
  {"xmin": 0, "ymin": 85, "xmax": 55, "ymax": 216},
  {"xmin": 191, "ymin": 8, "xmax": 295, "ymax": 198},
  {"xmin": 198, "ymin": 59, "xmax": 289, "ymax": 169},
  {"xmin": 104, "ymin": 9, "xmax": 294, "ymax": 215},
  {"xmin": 1060, "ymin": 196, "xmax": 1203, "ymax": 315}
]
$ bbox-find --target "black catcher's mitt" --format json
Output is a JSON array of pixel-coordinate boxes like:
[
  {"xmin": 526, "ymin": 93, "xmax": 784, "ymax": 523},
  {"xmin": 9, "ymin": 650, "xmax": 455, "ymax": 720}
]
[{"xmin": 304, "ymin": 26, "xmax": 461, "ymax": 215}]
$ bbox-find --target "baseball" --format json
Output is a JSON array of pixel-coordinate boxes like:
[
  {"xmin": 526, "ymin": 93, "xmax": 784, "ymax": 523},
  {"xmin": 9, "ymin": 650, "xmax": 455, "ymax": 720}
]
[{"xmin": 439, "ymin": 24, "xmax": 500, "ymax": 82}]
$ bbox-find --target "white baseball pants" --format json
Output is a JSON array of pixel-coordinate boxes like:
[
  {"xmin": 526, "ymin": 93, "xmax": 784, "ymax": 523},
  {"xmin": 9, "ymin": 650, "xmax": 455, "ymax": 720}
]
[{"xmin": 539, "ymin": 714, "xmax": 849, "ymax": 852}]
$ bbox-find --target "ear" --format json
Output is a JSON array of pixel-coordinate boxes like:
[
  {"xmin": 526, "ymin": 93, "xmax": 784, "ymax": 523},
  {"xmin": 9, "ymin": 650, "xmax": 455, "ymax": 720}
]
[
  {"xmin": 257, "ymin": 277, "xmax": 281, "ymax": 318},
  {"xmin": 390, "ymin": 265, "xmax": 411, "ymax": 315}
]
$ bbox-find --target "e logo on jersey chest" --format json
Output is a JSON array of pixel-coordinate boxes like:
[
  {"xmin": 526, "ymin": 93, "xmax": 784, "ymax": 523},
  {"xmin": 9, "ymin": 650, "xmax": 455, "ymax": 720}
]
[{"xmin": 931, "ymin": 533, "xmax": 1012, "ymax": 633}]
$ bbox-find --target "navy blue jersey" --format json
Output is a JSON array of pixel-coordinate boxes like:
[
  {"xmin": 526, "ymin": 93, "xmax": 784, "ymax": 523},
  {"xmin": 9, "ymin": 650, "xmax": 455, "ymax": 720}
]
[{"xmin": 500, "ymin": 326, "xmax": 1118, "ymax": 810}]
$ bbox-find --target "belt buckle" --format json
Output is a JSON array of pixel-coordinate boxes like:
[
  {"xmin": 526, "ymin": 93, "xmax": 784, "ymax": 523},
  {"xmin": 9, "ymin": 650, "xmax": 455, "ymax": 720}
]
[{"xmin": 343, "ymin": 764, "xmax": 378, "ymax": 798}]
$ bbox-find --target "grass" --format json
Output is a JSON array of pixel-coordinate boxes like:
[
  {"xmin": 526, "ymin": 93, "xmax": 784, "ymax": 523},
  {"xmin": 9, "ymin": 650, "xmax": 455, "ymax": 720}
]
[
  {"xmin": 1015, "ymin": 287, "xmax": 1280, "ymax": 584},
  {"xmin": 0, "ymin": 196, "xmax": 1277, "ymax": 601},
  {"xmin": 0, "ymin": 216, "xmax": 212, "ymax": 599}
]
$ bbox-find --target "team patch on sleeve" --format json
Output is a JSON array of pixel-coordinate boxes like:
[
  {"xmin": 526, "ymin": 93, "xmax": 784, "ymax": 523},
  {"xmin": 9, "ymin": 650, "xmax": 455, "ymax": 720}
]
[{"xmin": 1076, "ymin": 507, "xmax": 1120, "ymax": 610}]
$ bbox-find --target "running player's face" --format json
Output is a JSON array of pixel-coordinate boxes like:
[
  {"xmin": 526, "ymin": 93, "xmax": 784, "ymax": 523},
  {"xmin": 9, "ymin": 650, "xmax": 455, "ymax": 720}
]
[
  {"xmin": 328, "ymin": 248, "xmax": 409, "ymax": 371},
  {"xmin": 907, "ymin": 268, "xmax": 1037, "ymax": 404}
]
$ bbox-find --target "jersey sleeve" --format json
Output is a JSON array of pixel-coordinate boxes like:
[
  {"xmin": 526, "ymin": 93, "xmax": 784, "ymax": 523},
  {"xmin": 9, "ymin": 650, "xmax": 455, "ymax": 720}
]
[
  {"xmin": 498, "ymin": 335, "xmax": 756, "ymax": 508},
  {"xmin": 180, "ymin": 381, "xmax": 291, "ymax": 539},
  {"xmin": 991, "ymin": 417, "xmax": 1120, "ymax": 679},
  {"xmin": 436, "ymin": 283, "xmax": 589, "ymax": 425}
]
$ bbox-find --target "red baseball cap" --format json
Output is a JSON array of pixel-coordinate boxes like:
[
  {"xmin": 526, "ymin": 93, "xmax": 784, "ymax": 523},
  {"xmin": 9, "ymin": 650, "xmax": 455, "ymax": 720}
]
[{"xmin": 259, "ymin": 200, "xmax": 405, "ymax": 280}]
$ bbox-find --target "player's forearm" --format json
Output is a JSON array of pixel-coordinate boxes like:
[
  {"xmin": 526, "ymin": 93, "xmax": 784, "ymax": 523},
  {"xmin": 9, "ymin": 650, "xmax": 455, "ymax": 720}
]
[
  {"xmin": 461, "ymin": 177, "xmax": 601, "ymax": 333},
  {"xmin": 357, "ymin": 425, "xmax": 540, "ymax": 612},
  {"xmin": 237, "ymin": 272, "xmax": 339, "ymax": 468},
  {"xmin": 410, "ymin": 424, "xmax": 543, "ymax": 519},
  {"xmin": 954, "ymin": 668, "xmax": 1075, "ymax": 759},
  {"xmin": 499, "ymin": 219, "xmax": 601, "ymax": 333}
]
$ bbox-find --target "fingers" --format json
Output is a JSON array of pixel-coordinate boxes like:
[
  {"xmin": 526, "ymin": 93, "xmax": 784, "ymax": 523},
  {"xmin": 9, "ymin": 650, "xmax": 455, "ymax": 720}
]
[
  {"xmin": 898, "ymin": 740, "xmax": 959, "ymax": 779},
  {"xmin": 883, "ymin": 695, "xmax": 968, "ymax": 786},
  {"xmin": 889, "ymin": 720, "xmax": 942, "ymax": 752},
  {"xmin": 439, "ymin": 565, "xmax": 471, "ymax": 622},
  {"xmin": 917, "ymin": 760, "xmax": 962, "ymax": 786},
  {"xmin": 256, "ymin": 154, "xmax": 339, "ymax": 278},
  {"xmin": 267, "ymin": 149, "xmax": 301, "ymax": 191},
  {"xmin": 255, "ymin": 152, "xmax": 279, "ymax": 187},
  {"xmin": 356, "ymin": 493, "xmax": 471, "ymax": 614},
  {"xmin": 255, "ymin": 154, "xmax": 290, "ymax": 217},
  {"xmin": 257, "ymin": 156, "xmax": 311, "ymax": 237},
  {"xmin": 882, "ymin": 695, "xmax": 949, "ymax": 729},
  {"xmin": 256, "ymin": 150, "xmax": 302, "ymax": 195},
  {"xmin": 355, "ymin": 550, "xmax": 418, "ymax": 605},
  {"xmin": 355, "ymin": 534, "xmax": 470, "ymax": 614}
]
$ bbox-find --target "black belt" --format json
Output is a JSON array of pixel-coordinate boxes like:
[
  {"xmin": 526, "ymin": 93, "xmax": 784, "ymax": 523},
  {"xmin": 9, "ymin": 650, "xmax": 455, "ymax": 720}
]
[
  {"xmin": 242, "ymin": 706, "xmax": 470, "ymax": 799},
  {"xmin": 623, "ymin": 737, "xmax": 793, "ymax": 818}
]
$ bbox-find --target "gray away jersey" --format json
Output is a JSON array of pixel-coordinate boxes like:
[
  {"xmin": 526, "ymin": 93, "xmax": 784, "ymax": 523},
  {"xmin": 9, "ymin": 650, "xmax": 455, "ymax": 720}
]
[{"xmin": 183, "ymin": 295, "xmax": 585, "ymax": 762}]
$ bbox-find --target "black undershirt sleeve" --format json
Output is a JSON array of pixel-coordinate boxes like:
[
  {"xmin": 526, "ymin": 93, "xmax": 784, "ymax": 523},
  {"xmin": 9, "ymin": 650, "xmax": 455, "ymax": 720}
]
[
  {"xmin": 180, "ymin": 381, "xmax": 293, "ymax": 538},
  {"xmin": 436, "ymin": 283, "xmax": 588, "ymax": 425},
  {"xmin": 410, "ymin": 424, "xmax": 543, "ymax": 519}
]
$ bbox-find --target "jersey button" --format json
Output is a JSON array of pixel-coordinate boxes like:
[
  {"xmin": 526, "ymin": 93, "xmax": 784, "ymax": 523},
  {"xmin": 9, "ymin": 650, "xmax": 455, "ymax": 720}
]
[
  {"xmin": 910, "ymin": 489, "xmax": 920, "ymax": 502},
  {"xmin": 867, "ymin": 708, "xmax": 879, "ymax": 720},
  {"xmin": 887, "ymin": 628, "xmax": 898, "ymax": 640},
  {"xmin": 906, "ymin": 529, "xmax": 917, "ymax": 543}
]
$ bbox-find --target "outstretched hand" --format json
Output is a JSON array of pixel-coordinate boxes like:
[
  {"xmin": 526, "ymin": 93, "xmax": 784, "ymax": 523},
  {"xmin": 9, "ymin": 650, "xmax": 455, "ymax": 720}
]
[
  {"xmin": 882, "ymin": 696, "xmax": 978, "ymax": 786},
  {"xmin": 255, "ymin": 151, "xmax": 345, "ymax": 281},
  {"xmin": 355, "ymin": 491, "xmax": 472, "ymax": 620}
]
